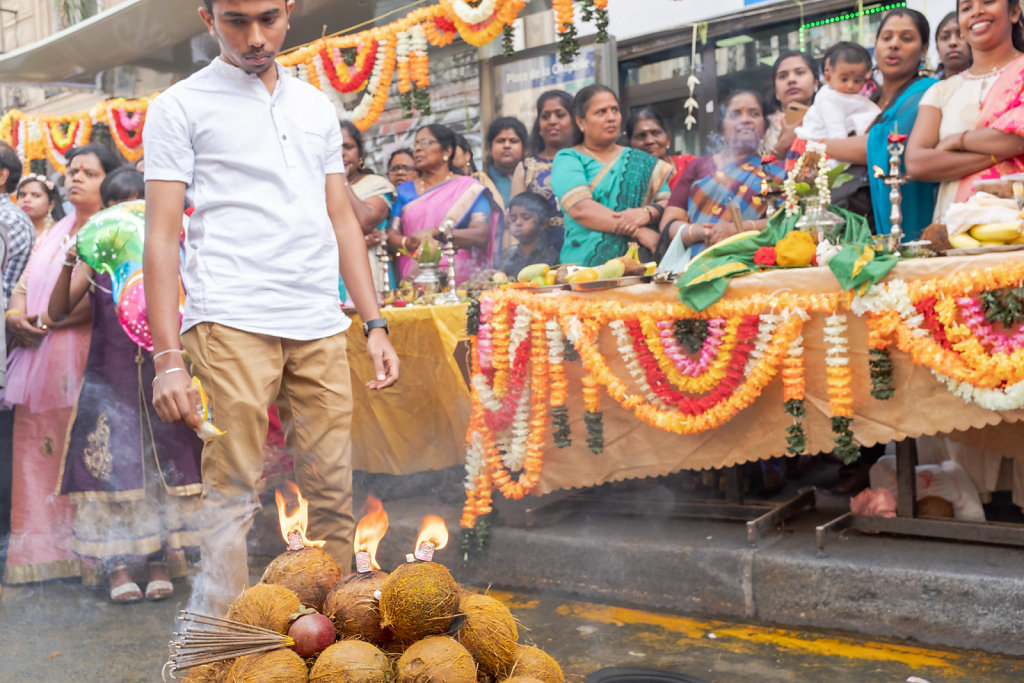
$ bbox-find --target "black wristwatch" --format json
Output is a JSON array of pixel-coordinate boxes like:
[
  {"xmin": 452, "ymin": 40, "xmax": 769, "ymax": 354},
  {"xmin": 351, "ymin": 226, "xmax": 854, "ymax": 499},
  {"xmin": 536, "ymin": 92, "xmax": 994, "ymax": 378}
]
[{"xmin": 362, "ymin": 317, "xmax": 390, "ymax": 337}]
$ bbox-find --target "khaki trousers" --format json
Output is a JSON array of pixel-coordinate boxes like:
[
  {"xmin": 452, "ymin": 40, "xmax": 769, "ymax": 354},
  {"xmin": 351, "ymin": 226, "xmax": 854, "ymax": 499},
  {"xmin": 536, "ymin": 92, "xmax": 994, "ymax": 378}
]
[{"xmin": 181, "ymin": 323, "xmax": 354, "ymax": 615}]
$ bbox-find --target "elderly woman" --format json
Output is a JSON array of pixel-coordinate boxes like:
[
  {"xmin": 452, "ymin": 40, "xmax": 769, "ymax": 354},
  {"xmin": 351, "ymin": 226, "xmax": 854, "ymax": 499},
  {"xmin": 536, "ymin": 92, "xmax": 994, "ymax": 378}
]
[
  {"xmin": 659, "ymin": 91, "xmax": 786, "ymax": 261},
  {"xmin": 2, "ymin": 145, "xmax": 116, "ymax": 586},
  {"xmin": 762, "ymin": 51, "xmax": 820, "ymax": 159},
  {"xmin": 385, "ymin": 124, "xmax": 501, "ymax": 284},
  {"xmin": 627, "ymin": 107, "xmax": 695, "ymax": 190},
  {"xmin": 386, "ymin": 148, "xmax": 418, "ymax": 188},
  {"xmin": 906, "ymin": 0, "xmax": 1024, "ymax": 222},
  {"xmin": 511, "ymin": 90, "xmax": 579, "ymax": 250},
  {"xmin": 823, "ymin": 8, "xmax": 939, "ymax": 240},
  {"xmin": 551, "ymin": 84, "xmax": 672, "ymax": 266}
]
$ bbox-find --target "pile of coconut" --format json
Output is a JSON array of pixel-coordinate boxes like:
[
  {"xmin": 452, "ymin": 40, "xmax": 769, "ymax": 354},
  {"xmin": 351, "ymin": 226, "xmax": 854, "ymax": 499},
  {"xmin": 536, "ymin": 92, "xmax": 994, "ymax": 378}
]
[{"xmin": 180, "ymin": 498, "xmax": 563, "ymax": 683}]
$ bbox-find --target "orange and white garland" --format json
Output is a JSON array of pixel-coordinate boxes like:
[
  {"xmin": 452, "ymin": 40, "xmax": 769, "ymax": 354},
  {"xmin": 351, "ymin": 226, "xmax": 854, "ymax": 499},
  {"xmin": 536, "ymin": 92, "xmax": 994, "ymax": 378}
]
[{"xmin": 463, "ymin": 261, "xmax": 1024, "ymax": 529}]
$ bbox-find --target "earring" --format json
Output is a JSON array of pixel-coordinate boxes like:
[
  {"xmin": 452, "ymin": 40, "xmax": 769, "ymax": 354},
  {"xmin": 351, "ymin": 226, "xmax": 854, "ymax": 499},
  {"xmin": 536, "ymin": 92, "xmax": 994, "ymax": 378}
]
[
  {"xmin": 443, "ymin": 156, "xmax": 449, "ymax": 161},
  {"xmin": 359, "ymin": 157, "xmax": 367, "ymax": 170}
]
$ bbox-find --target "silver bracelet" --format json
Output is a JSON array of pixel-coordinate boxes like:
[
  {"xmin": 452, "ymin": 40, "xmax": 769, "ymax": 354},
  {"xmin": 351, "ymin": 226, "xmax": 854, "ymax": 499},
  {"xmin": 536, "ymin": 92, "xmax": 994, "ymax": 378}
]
[
  {"xmin": 152, "ymin": 367, "xmax": 187, "ymax": 385},
  {"xmin": 152, "ymin": 349, "xmax": 185, "ymax": 361}
]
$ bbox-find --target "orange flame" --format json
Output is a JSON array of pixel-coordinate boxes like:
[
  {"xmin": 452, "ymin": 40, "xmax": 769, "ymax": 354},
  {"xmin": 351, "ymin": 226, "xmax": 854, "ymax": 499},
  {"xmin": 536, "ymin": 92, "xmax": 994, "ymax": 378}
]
[
  {"xmin": 275, "ymin": 481, "xmax": 326, "ymax": 549},
  {"xmin": 354, "ymin": 495, "xmax": 389, "ymax": 570},
  {"xmin": 415, "ymin": 515, "xmax": 449, "ymax": 552}
]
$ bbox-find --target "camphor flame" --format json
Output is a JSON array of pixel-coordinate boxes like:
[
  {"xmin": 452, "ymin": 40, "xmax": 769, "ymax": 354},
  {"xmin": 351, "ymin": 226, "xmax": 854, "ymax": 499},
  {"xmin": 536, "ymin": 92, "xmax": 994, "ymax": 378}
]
[
  {"xmin": 354, "ymin": 495, "xmax": 389, "ymax": 570},
  {"xmin": 415, "ymin": 515, "xmax": 449, "ymax": 552},
  {"xmin": 275, "ymin": 480, "xmax": 326, "ymax": 549}
]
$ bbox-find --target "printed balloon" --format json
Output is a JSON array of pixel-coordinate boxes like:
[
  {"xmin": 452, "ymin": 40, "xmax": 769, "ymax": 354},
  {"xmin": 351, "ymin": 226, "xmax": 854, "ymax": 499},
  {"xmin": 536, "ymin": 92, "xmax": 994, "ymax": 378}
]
[{"xmin": 76, "ymin": 200, "xmax": 145, "ymax": 275}]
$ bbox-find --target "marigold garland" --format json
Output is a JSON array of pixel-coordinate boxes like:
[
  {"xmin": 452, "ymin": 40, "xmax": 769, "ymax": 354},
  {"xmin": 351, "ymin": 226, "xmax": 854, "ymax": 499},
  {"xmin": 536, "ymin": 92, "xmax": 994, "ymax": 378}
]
[{"xmin": 462, "ymin": 259, "xmax": 1024, "ymax": 530}]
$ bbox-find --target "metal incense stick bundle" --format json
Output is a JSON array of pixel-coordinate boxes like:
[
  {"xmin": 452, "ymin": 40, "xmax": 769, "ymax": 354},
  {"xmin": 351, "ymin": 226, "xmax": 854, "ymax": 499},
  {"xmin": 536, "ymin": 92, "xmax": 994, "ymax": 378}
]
[{"xmin": 165, "ymin": 610, "xmax": 293, "ymax": 676}]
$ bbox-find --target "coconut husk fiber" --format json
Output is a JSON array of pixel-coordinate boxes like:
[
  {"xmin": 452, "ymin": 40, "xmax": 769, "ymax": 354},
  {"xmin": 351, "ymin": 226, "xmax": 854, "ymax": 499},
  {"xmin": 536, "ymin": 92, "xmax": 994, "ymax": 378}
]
[
  {"xmin": 507, "ymin": 645, "xmax": 564, "ymax": 682},
  {"xmin": 308, "ymin": 640, "xmax": 392, "ymax": 683},
  {"xmin": 395, "ymin": 636, "xmax": 477, "ymax": 683},
  {"xmin": 227, "ymin": 649, "xmax": 308, "ymax": 682},
  {"xmin": 324, "ymin": 570, "xmax": 391, "ymax": 644},
  {"xmin": 378, "ymin": 562, "xmax": 458, "ymax": 642},
  {"xmin": 227, "ymin": 583, "xmax": 303, "ymax": 635},
  {"xmin": 455, "ymin": 592, "xmax": 518, "ymax": 678},
  {"xmin": 184, "ymin": 660, "xmax": 232, "ymax": 683},
  {"xmin": 501, "ymin": 678, "xmax": 546, "ymax": 683},
  {"xmin": 261, "ymin": 546, "xmax": 343, "ymax": 612}
]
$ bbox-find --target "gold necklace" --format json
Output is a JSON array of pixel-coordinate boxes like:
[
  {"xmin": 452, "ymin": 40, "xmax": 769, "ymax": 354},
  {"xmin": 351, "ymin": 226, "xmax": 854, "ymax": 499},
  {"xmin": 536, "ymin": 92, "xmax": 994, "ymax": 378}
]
[
  {"xmin": 967, "ymin": 51, "xmax": 1022, "ymax": 77},
  {"xmin": 418, "ymin": 171, "xmax": 452, "ymax": 193}
]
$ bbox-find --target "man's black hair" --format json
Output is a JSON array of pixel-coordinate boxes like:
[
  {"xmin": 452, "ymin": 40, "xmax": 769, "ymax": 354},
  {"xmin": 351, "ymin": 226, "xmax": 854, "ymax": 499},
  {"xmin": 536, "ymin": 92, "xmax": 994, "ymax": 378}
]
[{"xmin": 0, "ymin": 140, "xmax": 22, "ymax": 193}]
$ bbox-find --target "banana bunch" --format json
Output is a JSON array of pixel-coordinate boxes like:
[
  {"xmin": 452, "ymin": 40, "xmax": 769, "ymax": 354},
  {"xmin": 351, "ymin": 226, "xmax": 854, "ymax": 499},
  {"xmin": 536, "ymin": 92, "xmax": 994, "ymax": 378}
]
[{"xmin": 950, "ymin": 222, "xmax": 1024, "ymax": 248}]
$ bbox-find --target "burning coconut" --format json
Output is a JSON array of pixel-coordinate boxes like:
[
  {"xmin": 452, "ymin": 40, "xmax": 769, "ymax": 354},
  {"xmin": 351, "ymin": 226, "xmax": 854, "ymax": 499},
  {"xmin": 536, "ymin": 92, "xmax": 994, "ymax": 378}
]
[
  {"xmin": 260, "ymin": 481, "xmax": 342, "ymax": 613},
  {"xmin": 378, "ymin": 516, "xmax": 459, "ymax": 643},
  {"xmin": 166, "ymin": 496, "xmax": 564, "ymax": 682},
  {"xmin": 324, "ymin": 495, "xmax": 391, "ymax": 645}
]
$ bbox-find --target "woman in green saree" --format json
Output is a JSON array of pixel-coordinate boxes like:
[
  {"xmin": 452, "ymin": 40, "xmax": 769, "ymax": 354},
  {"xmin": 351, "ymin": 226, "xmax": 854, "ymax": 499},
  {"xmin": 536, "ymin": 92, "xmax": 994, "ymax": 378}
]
[{"xmin": 551, "ymin": 85, "xmax": 672, "ymax": 266}]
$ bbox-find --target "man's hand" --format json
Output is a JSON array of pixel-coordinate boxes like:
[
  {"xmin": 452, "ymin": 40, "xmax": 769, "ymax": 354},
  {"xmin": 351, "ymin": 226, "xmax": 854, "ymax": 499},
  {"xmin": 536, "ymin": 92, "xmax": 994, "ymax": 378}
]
[
  {"xmin": 152, "ymin": 366, "xmax": 203, "ymax": 429},
  {"xmin": 365, "ymin": 328, "xmax": 399, "ymax": 390}
]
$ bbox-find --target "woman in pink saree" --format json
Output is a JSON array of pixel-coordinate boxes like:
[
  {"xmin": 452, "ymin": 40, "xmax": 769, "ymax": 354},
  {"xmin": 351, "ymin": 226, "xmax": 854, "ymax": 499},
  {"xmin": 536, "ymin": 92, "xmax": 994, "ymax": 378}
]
[
  {"xmin": 2, "ymin": 145, "xmax": 117, "ymax": 584},
  {"xmin": 907, "ymin": 0, "xmax": 1024, "ymax": 220},
  {"xmin": 384, "ymin": 124, "xmax": 502, "ymax": 285}
]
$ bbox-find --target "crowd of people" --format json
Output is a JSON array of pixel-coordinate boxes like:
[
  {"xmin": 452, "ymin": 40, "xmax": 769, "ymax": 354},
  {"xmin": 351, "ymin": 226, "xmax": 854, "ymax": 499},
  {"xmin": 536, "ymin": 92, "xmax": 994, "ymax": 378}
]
[{"xmin": 1, "ymin": 0, "xmax": 1023, "ymax": 603}]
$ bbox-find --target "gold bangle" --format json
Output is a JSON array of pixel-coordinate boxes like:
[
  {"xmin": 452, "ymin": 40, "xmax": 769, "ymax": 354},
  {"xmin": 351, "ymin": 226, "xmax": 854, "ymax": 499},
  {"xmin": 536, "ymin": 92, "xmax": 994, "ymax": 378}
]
[
  {"xmin": 401, "ymin": 236, "xmax": 409, "ymax": 250},
  {"xmin": 4, "ymin": 309, "xmax": 22, "ymax": 319},
  {"xmin": 991, "ymin": 154, "xmax": 999, "ymax": 165},
  {"xmin": 959, "ymin": 130, "xmax": 968, "ymax": 150}
]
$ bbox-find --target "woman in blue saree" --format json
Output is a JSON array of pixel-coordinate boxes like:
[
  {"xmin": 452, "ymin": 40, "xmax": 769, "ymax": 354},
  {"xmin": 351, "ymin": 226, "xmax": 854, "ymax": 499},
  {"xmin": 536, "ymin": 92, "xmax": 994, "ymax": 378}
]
[
  {"xmin": 551, "ymin": 85, "xmax": 672, "ymax": 267},
  {"xmin": 824, "ymin": 8, "xmax": 938, "ymax": 241}
]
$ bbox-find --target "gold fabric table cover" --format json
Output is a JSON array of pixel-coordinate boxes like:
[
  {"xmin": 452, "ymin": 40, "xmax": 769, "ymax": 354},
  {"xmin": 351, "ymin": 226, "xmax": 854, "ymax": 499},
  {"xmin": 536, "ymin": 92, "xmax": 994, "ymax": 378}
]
[
  {"xmin": 345, "ymin": 303, "xmax": 469, "ymax": 474},
  {"xmin": 522, "ymin": 252, "xmax": 1024, "ymax": 495}
]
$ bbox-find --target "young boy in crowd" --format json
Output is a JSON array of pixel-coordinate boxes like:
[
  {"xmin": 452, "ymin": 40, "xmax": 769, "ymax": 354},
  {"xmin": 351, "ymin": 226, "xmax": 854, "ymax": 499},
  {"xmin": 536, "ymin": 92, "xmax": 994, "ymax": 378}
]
[
  {"xmin": 795, "ymin": 41, "xmax": 880, "ymax": 141},
  {"xmin": 499, "ymin": 192, "xmax": 561, "ymax": 277}
]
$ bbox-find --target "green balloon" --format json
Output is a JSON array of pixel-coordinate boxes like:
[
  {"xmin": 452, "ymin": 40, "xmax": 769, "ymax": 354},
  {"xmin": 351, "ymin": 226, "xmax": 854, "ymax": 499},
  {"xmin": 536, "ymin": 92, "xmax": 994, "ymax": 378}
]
[{"xmin": 76, "ymin": 200, "xmax": 146, "ymax": 276}]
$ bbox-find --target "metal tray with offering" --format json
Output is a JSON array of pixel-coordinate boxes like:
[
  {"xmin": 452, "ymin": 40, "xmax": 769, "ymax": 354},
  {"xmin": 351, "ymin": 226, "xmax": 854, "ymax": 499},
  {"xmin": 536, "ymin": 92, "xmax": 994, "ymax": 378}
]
[{"xmin": 569, "ymin": 275, "xmax": 653, "ymax": 291}]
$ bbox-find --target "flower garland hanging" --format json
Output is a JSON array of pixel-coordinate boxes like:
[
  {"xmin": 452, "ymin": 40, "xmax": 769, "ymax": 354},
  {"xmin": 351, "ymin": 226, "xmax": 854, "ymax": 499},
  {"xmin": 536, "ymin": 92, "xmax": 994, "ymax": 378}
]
[
  {"xmin": 823, "ymin": 312, "xmax": 858, "ymax": 462},
  {"xmin": 96, "ymin": 97, "xmax": 148, "ymax": 163},
  {"xmin": 547, "ymin": 319, "xmax": 572, "ymax": 448},
  {"xmin": 783, "ymin": 140, "xmax": 830, "ymax": 216},
  {"xmin": 781, "ymin": 308, "xmax": 809, "ymax": 455},
  {"xmin": 552, "ymin": 0, "xmax": 579, "ymax": 64}
]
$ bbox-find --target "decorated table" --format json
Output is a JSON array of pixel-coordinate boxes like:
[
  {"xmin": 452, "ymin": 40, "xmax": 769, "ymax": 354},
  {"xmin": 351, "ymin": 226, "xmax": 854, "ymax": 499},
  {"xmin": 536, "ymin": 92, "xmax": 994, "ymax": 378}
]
[
  {"xmin": 460, "ymin": 251, "xmax": 1024, "ymax": 531},
  {"xmin": 345, "ymin": 303, "xmax": 470, "ymax": 474}
]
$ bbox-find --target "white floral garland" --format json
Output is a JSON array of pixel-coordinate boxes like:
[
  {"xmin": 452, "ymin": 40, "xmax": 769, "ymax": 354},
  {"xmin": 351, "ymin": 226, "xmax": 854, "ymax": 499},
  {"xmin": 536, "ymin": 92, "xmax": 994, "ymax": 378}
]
[
  {"xmin": 546, "ymin": 319, "xmax": 564, "ymax": 364},
  {"xmin": 502, "ymin": 381, "xmax": 532, "ymax": 471},
  {"xmin": 931, "ymin": 372, "xmax": 1024, "ymax": 411},
  {"xmin": 410, "ymin": 24, "xmax": 428, "ymax": 54},
  {"xmin": 609, "ymin": 320, "xmax": 666, "ymax": 408},
  {"xmin": 350, "ymin": 40, "xmax": 388, "ymax": 123},
  {"xmin": 745, "ymin": 313, "xmax": 780, "ymax": 376},
  {"xmin": 823, "ymin": 312, "xmax": 849, "ymax": 369},
  {"xmin": 851, "ymin": 279, "xmax": 927, "ymax": 337},
  {"xmin": 450, "ymin": 0, "xmax": 498, "ymax": 24},
  {"xmin": 464, "ymin": 429, "xmax": 485, "ymax": 490}
]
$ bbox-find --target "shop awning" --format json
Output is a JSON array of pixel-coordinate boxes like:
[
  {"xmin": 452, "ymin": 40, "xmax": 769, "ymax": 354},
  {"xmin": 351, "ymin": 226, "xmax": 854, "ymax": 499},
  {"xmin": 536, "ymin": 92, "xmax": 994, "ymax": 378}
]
[
  {"xmin": 0, "ymin": 0, "xmax": 369, "ymax": 85},
  {"xmin": 0, "ymin": 0, "xmax": 206, "ymax": 84}
]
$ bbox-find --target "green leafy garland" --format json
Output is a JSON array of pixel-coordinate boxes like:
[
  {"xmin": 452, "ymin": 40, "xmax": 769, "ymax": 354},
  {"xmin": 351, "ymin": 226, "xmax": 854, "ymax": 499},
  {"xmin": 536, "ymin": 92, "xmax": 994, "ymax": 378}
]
[
  {"xmin": 979, "ymin": 287, "xmax": 1024, "ymax": 328},
  {"xmin": 551, "ymin": 405, "xmax": 572, "ymax": 448},
  {"xmin": 413, "ymin": 87, "xmax": 432, "ymax": 115},
  {"xmin": 465, "ymin": 296, "xmax": 481, "ymax": 336},
  {"xmin": 502, "ymin": 24, "xmax": 515, "ymax": 56},
  {"xmin": 584, "ymin": 410, "xmax": 604, "ymax": 454},
  {"xmin": 868, "ymin": 348, "xmax": 895, "ymax": 400},
  {"xmin": 831, "ymin": 417, "xmax": 859, "ymax": 464},
  {"xmin": 783, "ymin": 399, "xmax": 806, "ymax": 455},
  {"xmin": 673, "ymin": 318, "xmax": 709, "ymax": 354},
  {"xmin": 459, "ymin": 510, "xmax": 496, "ymax": 567}
]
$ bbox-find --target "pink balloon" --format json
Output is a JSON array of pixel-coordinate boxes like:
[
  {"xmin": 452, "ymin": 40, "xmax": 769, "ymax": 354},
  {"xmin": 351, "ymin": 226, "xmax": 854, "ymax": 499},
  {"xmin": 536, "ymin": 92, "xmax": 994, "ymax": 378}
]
[{"xmin": 116, "ymin": 272, "xmax": 153, "ymax": 350}]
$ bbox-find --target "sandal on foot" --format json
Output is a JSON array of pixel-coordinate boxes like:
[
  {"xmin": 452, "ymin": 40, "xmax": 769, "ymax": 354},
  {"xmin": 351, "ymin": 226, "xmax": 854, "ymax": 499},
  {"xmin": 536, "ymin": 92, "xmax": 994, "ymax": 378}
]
[
  {"xmin": 110, "ymin": 581, "xmax": 143, "ymax": 604},
  {"xmin": 145, "ymin": 579, "xmax": 174, "ymax": 601}
]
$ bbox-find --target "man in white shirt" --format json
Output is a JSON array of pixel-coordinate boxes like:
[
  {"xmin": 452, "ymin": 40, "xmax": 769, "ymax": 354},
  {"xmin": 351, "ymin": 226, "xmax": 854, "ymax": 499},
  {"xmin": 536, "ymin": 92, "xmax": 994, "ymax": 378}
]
[{"xmin": 142, "ymin": 0, "xmax": 399, "ymax": 615}]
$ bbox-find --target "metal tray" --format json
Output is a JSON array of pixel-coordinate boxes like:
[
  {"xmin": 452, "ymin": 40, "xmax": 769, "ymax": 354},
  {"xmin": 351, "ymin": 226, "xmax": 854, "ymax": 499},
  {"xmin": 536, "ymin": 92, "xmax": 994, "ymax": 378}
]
[
  {"xmin": 569, "ymin": 275, "xmax": 653, "ymax": 291},
  {"xmin": 942, "ymin": 244, "xmax": 1024, "ymax": 256}
]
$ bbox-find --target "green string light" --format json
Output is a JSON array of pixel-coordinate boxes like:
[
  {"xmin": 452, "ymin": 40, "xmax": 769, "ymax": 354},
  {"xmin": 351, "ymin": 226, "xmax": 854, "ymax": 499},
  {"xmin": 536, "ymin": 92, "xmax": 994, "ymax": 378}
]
[{"xmin": 800, "ymin": 2, "xmax": 906, "ymax": 31}]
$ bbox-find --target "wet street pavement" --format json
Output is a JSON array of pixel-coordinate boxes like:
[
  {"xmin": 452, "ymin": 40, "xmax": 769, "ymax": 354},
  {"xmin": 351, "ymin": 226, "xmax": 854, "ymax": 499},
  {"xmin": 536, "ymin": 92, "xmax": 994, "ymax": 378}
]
[{"xmin": 1, "ymin": 575, "xmax": 1022, "ymax": 682}]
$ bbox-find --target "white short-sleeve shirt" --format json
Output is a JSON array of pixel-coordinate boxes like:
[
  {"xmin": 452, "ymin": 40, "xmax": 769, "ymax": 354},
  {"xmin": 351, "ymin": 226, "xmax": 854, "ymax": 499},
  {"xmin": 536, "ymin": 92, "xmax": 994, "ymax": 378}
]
[{"xmin": 143, "ymin": 57, "xmax": 349, "ymax": 339}]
